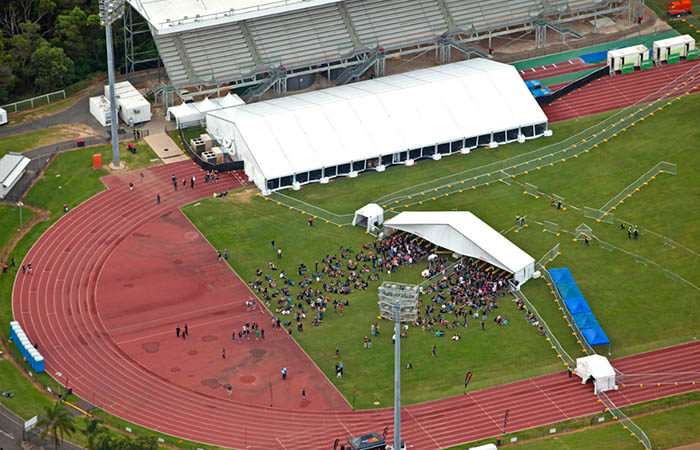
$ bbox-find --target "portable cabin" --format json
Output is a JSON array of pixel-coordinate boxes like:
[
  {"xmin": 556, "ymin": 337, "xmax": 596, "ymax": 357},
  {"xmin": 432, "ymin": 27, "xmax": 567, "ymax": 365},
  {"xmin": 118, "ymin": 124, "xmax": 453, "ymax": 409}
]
[
  {"xmin": 0, "ymin": 107, "xmax": 7, "ymax": 126},
  {"xmin": 607, "ymin": 45, "xmax": 649, "ymax": 73},
  {"xmin": 104, "ymin": 81, "xmax": 152, "ymax": 125},
  {"xmin": 653, "ymin": 34, "xmax": 696, "ymax": 62}
]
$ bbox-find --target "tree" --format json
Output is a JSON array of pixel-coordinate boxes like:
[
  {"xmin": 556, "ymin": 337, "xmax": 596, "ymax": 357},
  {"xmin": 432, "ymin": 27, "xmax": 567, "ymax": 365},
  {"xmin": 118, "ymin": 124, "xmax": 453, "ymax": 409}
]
[
  {"xmin": 30, "ymin": 43, "xmax": 75, "ymax": 92},
  {"xmin": 82, "ymin": 417, "xmax": 106, "ymax": 450},
  {"xmin": 38, "ymin": 401, "xmax": 76, "ymax": 450},
  {"xmin": 53, "ymin": 6, "xmax": 87, "ymax": 62},
  {"xmin": 0, "ymin": 30, "xmax": 16, "ymax": 103}
]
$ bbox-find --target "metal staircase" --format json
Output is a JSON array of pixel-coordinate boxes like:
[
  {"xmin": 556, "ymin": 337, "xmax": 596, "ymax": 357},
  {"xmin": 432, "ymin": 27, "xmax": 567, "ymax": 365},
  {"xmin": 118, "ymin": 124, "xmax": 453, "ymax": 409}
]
[
  {"xmin": 336, "ymin": 47, "xmax": 385, "ymax": 85},
  {"xmin": 435, "ymin": 0, "xmax": 456, "ymax": 30},
  {"xmin": 242, "ymin": 67, "xmax": 287, "ymax": 102},
  {"xmin": 438, "ymin": 36, "xmax": 488, "ymax": 65},
  {"xmin": 535, "ymin": 20, "xmax": 583, "ymax": 47}
]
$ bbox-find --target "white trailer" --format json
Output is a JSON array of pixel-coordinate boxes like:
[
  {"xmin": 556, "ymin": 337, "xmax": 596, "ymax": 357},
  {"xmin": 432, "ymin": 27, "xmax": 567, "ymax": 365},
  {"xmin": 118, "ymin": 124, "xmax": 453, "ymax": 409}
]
[
  {"xmin": 0, "ymin": 107, "xmax": 7, "ymax": 126},
  {"xmin": 607, "ymin": 44, "xmax": 649, "ymax": 73},
  {"xmin": 104, "ymin": 81, "xmax": 151, "ymax": 125},
  {"xmin": 89, "ymin": 96, "xmax": 112, "ymax": 127},
  {"xmin": 653, "ymin": 34, "xmax": 696, "ymax": 62}
]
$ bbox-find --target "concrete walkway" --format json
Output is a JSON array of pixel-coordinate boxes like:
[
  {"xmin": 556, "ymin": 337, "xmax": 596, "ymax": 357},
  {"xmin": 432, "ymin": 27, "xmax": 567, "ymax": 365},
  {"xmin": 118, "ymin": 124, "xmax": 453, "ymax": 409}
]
[{"xmin": 143, "ymin": 133, "xmax": 189, "ymax": 164}]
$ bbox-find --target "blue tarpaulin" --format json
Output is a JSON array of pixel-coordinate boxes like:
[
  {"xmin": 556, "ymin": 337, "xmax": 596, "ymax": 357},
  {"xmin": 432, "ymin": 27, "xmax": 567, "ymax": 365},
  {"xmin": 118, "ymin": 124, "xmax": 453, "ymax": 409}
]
[{"xmin": 549, "ymin": 268, "xmax": 610, "ymax": 347}]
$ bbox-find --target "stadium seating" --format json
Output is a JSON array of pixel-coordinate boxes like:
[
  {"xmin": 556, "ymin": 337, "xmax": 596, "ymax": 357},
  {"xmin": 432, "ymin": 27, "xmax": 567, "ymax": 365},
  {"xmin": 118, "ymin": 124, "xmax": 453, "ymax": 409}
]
[
  {"xmin": 345, "ymin": 0, "xmax": 448, "ymax": 48},
  {"xmin": 248, "ymin": 4, "xmax": 354, "ymax": 67},
  {"xmin": 151, "ymin": 0, "xmax": 622, "ymax": 88}
]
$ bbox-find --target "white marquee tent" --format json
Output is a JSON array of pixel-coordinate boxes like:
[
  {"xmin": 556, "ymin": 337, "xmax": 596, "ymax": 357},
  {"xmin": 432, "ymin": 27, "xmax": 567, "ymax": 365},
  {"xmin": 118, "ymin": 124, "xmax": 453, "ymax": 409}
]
[
  {"xmin": 167, "ymin": 93, "xmax": 245, "ymax": 126},
  {"xmin": 352, "ymin": 203, "xmax": 384, "ymax": 233},
  {"xmin": 206, "ymin": 58, "xmax": 549, "ymax": 192},
  {"xmin": 383, "ymin": 211, "xmax": 536, "ymax": 285},
  {"xmin": 575, "ymin": 355, "xmax": 618, "ymax": 395}
]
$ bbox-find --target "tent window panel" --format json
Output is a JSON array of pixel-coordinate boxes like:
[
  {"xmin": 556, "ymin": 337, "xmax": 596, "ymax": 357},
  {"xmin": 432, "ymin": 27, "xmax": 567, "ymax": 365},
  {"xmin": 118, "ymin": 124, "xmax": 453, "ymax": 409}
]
[
  {"xmin": 309, "ymin": 169, "xmax": 322, "ymax": 181},
  {"xmin": 522, "ymin": 125, "xmax": 534, "ymax": 137},
  {"xmin": 494, "ymin": 131, "xmax": 506, "ymax": 143},
  {"xmin": 438, "ymin": 143, "xmax": 450, "ymax": 154},
  {"xmin": 338, "ymin": 163, "xmax": 351, "ymax": 174},
  {"xmin": 394, "ymin": 151, "xmax": 408, "ymax": 163},
  {"xmin": 465, "ymin": 137, "xmax": 477, "ymax": 148},
  {"xmin": 422, "ymin": 146, "xmax": 435, "ymax": 156},
  {"xmin": 352, "ymin": 161, "xmax": 365, "ymax": 171},
  {"xmin": 507, "ymin": 128, "xmax": 519, "ymax": 141},
  {"xmin": 366, "ymin": 158, "xmax": 379, "ymax": 169},
  {"xmin": 324, "ymin": 166, "xmax": 337, "ymax": 177},
  {"xmin": 382, "ymin": 155, "xmax": 393, "ymax": 165},
  {"xmin": 478, "ymin": 134, "xmax": 491, "ymax": 146},
  {"xmin": 451, "ymin": 140, "xmax": 463, "ymax": 153},
  {"xmin": 280, "ymin": 175, "xmax": 294, "ymax": 187},
  {"xmin": 267, "ymin": 178, "xmax": 280, "ymax": 190},
  {"xmin": 409, "ymin": 149, "xmax": 421, "ymax": 159},
  {"xmin": 295, "ymin": 172, "xmax": 309, "ymax": 183},
  {"xmin": 535, "ymin": 123, "xmax": 547, "ymax": 135}
]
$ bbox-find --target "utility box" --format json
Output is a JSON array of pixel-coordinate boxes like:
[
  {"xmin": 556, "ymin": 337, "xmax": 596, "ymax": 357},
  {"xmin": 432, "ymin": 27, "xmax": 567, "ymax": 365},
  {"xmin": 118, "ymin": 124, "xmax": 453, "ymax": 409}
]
[
  {"xmin": 607, "ymin": 45, "xmax": 649, "ymax": 73},
  {"xmin": 653, "ymin": 34, "xmax": 696, "ymax": 62},
  {"xmin": 211, "ymin": 146, "xmax": 224, "ymax": 164},
  {"xmin": 190, "ymin": 138, "xmax": 205, "ymax": 153},
  {"xmin": 200, "ymin": 133, "xmax": 214, "ymax": 151}
]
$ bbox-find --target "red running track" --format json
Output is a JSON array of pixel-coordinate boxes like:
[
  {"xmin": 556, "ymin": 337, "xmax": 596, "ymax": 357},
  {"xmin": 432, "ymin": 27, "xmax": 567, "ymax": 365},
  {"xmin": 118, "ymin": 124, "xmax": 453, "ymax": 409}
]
[
  {"xmin": 12, "ymin": 161, "xmax": 700, "ymax": 449},
  {"xmin": 544, "ymin": 59, "xmax": 700, "ymax": 122}
]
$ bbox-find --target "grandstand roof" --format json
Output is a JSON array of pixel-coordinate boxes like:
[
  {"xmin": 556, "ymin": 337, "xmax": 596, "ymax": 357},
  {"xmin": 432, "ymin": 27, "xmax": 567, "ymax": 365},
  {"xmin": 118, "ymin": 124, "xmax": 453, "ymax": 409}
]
[
  {"xmin": 129, "ymin": 0, "xmax": 341, "ymax": 33},
  {"xmin": 206, "ymin": 58, "xmax": 548, "ymax": 192},
  {"xmin": 384, "ymin": 211, "xmax": 536, "ymax": 284}
]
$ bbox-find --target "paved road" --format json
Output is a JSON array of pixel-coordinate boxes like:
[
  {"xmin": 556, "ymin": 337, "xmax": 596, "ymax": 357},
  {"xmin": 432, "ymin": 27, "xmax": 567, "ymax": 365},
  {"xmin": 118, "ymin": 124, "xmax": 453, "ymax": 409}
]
[{"xmin": 0, "ymin": 90, "xmax": 106, "ymax": 139}]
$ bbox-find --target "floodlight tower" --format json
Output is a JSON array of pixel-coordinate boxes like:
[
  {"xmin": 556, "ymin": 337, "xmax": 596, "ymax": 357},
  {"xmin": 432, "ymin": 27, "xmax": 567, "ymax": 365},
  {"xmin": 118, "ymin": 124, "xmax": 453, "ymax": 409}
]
[
  {"xmin": 378, "ymin": 282, "xmax": 419, "ymax": 450},
  {"xmin": 99, "ymin": 0, "xmax": 126, "ymax": 169}
]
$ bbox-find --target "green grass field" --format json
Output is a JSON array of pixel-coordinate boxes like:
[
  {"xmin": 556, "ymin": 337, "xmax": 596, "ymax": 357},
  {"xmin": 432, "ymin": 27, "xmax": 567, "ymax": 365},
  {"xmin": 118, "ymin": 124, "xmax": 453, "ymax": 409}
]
[{"xmin": 184, "ymin": 92, "xmax": 700, "ymax": 412}]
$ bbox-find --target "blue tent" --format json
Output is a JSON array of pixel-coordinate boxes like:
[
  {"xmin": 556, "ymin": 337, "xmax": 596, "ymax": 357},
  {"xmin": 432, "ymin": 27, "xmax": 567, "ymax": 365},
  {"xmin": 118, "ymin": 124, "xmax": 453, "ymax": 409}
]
[{"xmin": 564, "ymin": 296, "xmax": 592, "ymax": 314}]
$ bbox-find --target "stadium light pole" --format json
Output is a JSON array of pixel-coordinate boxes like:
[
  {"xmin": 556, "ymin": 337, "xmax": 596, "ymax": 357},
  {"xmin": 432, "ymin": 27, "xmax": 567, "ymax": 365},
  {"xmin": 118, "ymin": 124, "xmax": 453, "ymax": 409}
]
[
  {"xmin": 99, "ymin": 0, "xmax": 126, "ymax": 169},
  {"xmin": 379, "ymin": 282, "xmax": 419, "ymax": 450}
]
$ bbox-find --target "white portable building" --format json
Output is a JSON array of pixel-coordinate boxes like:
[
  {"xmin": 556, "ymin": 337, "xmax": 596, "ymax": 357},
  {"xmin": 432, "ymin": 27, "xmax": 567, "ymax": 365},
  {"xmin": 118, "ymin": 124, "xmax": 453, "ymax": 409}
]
[
  {"xmin": 0, "ymin": 152, "xmax": 31, "ymax": 199},
  {"xmin": 607, "ymin": 45, "xmax": 649, "ymax": 72},
  {"xmin": 89, "ymin": 96, "xmax": 112, "ymax": 127},
  {"xmin": 352, "ymin": 203, "xmax": 384, "ymax": 233},
  {"xmin": 576, "ymin": 355, "xmax": 618, "ymax": 395},
  {"xmin": 0, "ymin": 107, "xmax": 7, "ymax": 126},
  {"xmin": 653, "ymin": 34, "xmax": 696, "ymax": 62},
  {"xmin": 104, "ymin": 81, "xmax": 151, "ymax": 125},
  {"xmin": 383, "ymin": 211, "xmax": 536, "ymax": 285},
  {"xmin": 206, "ymin": 59, "xmax": 549, "ymax": 192}
]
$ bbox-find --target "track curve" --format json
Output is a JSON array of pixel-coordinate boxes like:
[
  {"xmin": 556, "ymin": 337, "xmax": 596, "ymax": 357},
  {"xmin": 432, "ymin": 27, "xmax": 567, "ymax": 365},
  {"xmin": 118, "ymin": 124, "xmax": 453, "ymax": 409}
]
[{"xmin": 12, "ymin": 161, "xmax": 700, "ymax": 449}]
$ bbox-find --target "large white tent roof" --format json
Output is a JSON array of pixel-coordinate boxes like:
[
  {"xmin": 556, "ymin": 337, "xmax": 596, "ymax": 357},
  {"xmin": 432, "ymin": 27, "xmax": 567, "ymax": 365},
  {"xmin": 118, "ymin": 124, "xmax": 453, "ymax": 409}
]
[
  {"xmin": 384, "ymin": 211, "xmax": 536, "ymax": 284},
  {"xmin": 207, "ymin": 58, "xmax": 548, "ymax": 190}
]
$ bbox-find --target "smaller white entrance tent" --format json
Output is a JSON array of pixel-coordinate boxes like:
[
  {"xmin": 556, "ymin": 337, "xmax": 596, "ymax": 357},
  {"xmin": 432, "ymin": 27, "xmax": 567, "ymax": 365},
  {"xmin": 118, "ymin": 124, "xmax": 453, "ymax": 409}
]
[
  {"xmin": 576, "ymin": 355, "xmax": 618, "ymax": 395},
  {"xmin": 352, "ymin": 203, "xmax": 384, "ymax": 233},
  {"xmin": 383, "ymin": 211, "xmax": 535, "ymax": 285}
]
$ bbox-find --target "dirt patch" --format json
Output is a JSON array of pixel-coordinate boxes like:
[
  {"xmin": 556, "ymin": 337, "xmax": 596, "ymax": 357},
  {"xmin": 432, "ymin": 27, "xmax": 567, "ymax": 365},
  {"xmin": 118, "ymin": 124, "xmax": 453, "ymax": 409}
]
[
  {"xmin": 226, "ymin": 188, "xmax": 257, "ymax": 204},
  {"xmin": 30, "ymin": 124, "xmax": 96, "ymax": 148}
]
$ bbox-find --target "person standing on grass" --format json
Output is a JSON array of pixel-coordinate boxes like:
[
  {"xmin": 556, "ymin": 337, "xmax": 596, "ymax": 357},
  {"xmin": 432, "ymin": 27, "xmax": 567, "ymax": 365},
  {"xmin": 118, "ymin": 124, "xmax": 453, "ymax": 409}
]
[
  {"xmin": 481, "ymin": 319, "xmax": 485, "ymax": 331},
  {"xmin": 271, "ymin": 240, "xmax": 275, "ymax": 249},
  {"xmin": 224, "ymin": 249, "xmax": 228, "ymax": 260},
  {"xmin": 628, "ymin": 225, "xmax": 633, "ymax": 239},
  {"xmin": 432, "ymin": 345, "xmax": 436, "ymax": 357},
  {"xmin": 278, "ymin": 248, "xmax": 282, "ymax": 259},
  {"xmin": 634, "ymin": 225, "xmax": 639, "ymax": 239}
]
